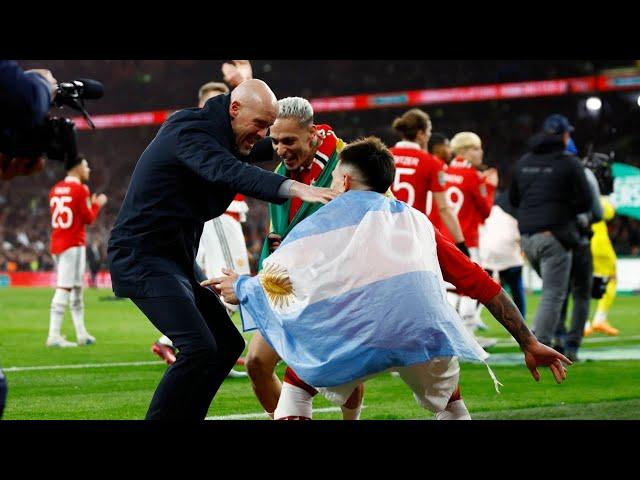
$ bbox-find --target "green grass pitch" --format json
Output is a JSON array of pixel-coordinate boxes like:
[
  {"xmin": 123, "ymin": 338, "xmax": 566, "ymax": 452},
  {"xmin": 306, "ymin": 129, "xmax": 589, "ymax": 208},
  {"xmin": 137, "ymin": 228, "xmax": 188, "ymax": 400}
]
[{"xmin": 1, "ymin": 288, "xmax": 639, "ymax": 420}]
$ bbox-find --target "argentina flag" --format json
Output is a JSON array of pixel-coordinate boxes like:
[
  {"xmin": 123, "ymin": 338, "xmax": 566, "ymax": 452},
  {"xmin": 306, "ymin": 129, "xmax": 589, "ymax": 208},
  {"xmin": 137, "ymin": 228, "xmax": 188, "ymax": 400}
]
[{"xmin": 235, "ymin": 190, "xmax": 488, "ymax": 388}]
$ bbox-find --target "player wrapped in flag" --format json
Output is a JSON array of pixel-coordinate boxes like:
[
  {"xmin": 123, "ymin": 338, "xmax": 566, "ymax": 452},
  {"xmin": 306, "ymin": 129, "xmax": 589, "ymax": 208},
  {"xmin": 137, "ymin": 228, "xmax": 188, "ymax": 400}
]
[{"xmin": 237, "ymin": 190, "xmax": 489, "ymax": 388}]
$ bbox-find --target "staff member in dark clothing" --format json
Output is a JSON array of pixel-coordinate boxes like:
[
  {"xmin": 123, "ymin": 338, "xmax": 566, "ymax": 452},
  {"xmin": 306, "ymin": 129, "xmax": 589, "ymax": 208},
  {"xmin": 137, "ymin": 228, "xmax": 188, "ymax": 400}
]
[
  {"xmin": 554, "ymin": 150, "xmax": 603, "ymax": 361},
  {"xmin": 0, "ymin": 60, "xmax": 58, "ymax": 180},
  {"xmin": 108, "ymin": 79, "xmax": 336, "ymax": 420},
  {"xmin": 0, "ymin": 60, "xmax": 59, "ymax": 418},
  {"xmin": 509, "ymin": 114, "xmax": 592, "ymax": 347}
]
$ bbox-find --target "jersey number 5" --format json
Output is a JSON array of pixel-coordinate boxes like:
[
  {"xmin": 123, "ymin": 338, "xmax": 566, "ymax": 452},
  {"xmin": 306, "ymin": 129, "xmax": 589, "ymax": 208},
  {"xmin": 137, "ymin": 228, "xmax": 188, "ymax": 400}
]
[
  {"xmin": 394, "ymin": 168, "xmax": 416, "ymax": 207},
  {"xmin": 51, "ymin": 196, "xmax": 73, "ymax": 229}
]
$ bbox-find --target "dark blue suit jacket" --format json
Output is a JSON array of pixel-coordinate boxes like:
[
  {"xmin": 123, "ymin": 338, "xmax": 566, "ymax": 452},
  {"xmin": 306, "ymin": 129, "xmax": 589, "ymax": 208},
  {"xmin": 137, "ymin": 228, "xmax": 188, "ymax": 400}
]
[{"xmin": 108, "ymin": 93, "xmax": 286, "ymax": 298}]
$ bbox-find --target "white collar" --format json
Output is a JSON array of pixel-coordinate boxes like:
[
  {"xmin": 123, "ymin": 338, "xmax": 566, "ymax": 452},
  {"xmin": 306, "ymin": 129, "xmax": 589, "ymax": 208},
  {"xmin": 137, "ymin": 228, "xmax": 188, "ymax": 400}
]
[
  {"xmin": 64, "ymin": 176, "xmax": 82, "ymax": 184},
  {"xmin": 394, "ymin": 140, "xmax": 421, "ymax": 150}
]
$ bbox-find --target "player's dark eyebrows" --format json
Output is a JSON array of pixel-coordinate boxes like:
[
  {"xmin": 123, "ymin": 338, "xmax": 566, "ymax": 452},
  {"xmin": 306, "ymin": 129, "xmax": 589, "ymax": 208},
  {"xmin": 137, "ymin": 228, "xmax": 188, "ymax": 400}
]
[{"xmin": 271, "ymin": 135, "xmax": 297, "ymax": 144}]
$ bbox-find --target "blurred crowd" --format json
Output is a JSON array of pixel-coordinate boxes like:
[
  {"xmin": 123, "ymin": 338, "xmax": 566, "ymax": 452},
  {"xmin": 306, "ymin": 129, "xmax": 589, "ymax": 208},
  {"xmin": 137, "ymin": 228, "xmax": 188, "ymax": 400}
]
[{"xmin": 3, "ymin": 60, "xmax": 639, "ymax": 273}]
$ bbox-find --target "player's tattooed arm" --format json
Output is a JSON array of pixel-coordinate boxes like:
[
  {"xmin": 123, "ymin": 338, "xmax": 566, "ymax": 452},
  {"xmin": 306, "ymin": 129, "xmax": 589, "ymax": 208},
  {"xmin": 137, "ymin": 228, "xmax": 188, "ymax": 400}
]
[
  {"xmin": 484, "ymin": 289, "xmax": 535, "ymax": 348},
  {"xmin": 485, "ymin": 289, "xmax": 572, "ymax": 384}
]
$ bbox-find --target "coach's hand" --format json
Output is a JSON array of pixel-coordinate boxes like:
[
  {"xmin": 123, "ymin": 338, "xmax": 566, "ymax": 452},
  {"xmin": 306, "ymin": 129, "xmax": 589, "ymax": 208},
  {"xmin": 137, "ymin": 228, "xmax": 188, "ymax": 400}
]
[
  {"xmin": 201, "ymin": 268, "xmax": 240, "ymax": 305},
  {"xmin": 521, "ymin": 338, "xmax": 572, "ymax": 384},
  {"xmin": 289, "ymin": 181, "xmax": 338, "ymax": 205}
]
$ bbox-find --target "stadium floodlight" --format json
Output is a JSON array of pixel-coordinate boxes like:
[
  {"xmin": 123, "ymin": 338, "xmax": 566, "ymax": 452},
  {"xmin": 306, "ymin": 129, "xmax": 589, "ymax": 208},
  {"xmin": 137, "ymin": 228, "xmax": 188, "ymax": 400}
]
[
  {"xmin": 637, "ymin": 94, "xmax": 640, "ymax": 107},
  {"xmin": 586, "ymin": 96, "xmax": 602, "ymax": 112}
]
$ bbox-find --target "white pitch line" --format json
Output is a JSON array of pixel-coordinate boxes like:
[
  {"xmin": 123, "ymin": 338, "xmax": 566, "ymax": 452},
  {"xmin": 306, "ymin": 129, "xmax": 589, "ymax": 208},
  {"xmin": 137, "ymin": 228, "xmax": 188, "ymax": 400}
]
[
  {"xmin": 205, "ymin": 406, "xmax": 367, "ymax": 420},
  {"xmin": 3, "ymin": 360, "xmax": 164, "ymax": 372},
  {"xmin": 494, "ymin": 334, "xmax": 640, "ymax": 348},
  {"xmin": 5, "ymin": 335, "xmax": 640, "ymax": 373}
]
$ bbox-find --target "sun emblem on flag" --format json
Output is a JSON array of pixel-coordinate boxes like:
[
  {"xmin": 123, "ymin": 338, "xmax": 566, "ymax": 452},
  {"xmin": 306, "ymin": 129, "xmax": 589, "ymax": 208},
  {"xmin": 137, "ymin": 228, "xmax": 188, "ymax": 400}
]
[{"xmin": 259, "ymin": 262, "xmax": 295, "ymax": 309}]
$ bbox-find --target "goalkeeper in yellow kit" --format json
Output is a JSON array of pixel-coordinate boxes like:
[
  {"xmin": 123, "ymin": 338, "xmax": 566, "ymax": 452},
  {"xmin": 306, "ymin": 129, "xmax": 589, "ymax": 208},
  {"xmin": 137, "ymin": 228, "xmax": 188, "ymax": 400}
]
[{"xmin": 584, "ymin": 151, "xmax": 619, "ymax": 336}]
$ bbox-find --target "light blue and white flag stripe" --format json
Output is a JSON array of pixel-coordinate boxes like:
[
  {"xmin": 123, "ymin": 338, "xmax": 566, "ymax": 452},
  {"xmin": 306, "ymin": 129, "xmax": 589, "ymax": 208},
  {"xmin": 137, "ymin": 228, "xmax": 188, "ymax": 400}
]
[{"xmin": 236, "ymin": 190, "xmax": 488, "ymax": 388}]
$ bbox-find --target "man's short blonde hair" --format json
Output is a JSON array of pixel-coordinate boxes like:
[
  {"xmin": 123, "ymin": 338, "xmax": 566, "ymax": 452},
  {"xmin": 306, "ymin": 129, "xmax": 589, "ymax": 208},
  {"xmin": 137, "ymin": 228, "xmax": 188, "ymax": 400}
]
[
  {"xmin": 450, "ymin": 132, "xmax": 482, "ymax": 153},
  {"xmin": 198, "ymin": 81, "xmax": 229, "ymax": 103},
  {"xmin": 277, "ymin": 96, "xmax": 314, "ymax": 126}
]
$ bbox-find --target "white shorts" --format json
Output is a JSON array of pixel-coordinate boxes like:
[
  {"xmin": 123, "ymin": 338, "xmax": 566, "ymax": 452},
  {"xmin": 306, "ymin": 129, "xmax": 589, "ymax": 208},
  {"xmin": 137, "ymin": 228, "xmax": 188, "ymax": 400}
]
[
  {"xmin": 317, "ymin": 357, "xmax": 460, "ymax": 414},
  {"xmin": 53, "ymin": 246, "xmax": 86, "ymax": 289}
]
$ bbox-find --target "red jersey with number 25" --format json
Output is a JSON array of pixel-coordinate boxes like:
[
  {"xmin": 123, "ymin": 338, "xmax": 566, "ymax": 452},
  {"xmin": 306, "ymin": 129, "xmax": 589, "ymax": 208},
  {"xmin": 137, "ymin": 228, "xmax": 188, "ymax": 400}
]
[
  {"xmin": 49, "ymin": 176, "xmax": 101, "ymax": 255},
  {"xmin": 389, "ymin": 141, "xmax": 446, "ymax": 218},
  {"xmin": 440, "ymin": 158, "xmax": 495, "ymax": 248}
]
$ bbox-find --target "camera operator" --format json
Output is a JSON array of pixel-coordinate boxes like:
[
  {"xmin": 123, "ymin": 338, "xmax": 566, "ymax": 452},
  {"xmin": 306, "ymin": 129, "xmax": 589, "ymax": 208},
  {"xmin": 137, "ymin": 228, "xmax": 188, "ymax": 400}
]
[
  {"xmin": 0, "ymin": 60, "xmax": 58, "ymax": 181},
  {"xmin": 0, "ymin": 59, "xmax": 59, "ymax": 416},
  {"xmin": 509, "ymin": 114, "xmax": 592, "ymax": 348},
  {"xmin": 553, "ymin": 139, "xmax": 604, "ymax": 361}
]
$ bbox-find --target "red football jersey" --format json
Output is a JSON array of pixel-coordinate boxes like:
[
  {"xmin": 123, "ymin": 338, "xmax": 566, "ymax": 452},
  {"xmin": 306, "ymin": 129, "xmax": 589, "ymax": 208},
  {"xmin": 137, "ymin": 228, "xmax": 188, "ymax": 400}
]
[
  {"xmin": 439, "ymin": 158, "xmax": 495, "ymax": 248},
  {"xmin": 287, "ymin": 124, "xmax": 338, "ymax": 221},
  {"xmin": 49, "ymin": 176, "xmax": 101, "ymax": 255},
  {"xmin": 389, "ymin": 141, "xmax": 446, "ymax": 219}
]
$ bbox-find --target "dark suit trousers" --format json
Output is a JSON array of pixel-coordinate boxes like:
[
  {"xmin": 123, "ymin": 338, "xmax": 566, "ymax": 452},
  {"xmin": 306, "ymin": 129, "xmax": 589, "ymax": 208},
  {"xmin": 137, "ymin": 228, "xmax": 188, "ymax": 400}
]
[
  {"xmin": 555, "ymin": 242, "xmax": 593, "ymax": 349},
  {"xmin": 132, "ymin": 285, "xmax": 245, "ymax": 420}
]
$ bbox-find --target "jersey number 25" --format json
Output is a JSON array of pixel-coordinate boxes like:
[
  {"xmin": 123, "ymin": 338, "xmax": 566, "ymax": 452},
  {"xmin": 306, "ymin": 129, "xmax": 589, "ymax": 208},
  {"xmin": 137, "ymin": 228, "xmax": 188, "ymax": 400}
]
[{"xmin": 50, "ymin": 196, "xmax": 73, "ymax": 229}]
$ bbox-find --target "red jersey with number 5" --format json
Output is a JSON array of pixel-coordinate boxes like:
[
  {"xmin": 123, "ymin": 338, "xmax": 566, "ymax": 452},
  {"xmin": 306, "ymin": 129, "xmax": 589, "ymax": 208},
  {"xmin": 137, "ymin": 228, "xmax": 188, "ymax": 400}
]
[
  {"xmin": 389, "ymin": 141, "xmax": 446, "ymax": 219},
  {"xmin": 440, "ymin": 158, "xmax": 495, "ymax": 248},
  {"xmin": 49, "ymin": 176, "xmax": 101, "ymax": 255}
]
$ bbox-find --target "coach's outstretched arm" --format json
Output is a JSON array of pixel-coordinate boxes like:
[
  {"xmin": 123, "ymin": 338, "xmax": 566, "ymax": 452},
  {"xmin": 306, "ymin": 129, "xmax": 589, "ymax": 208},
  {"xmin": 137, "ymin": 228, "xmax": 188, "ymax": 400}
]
[
  {"xmin": 178, "ymin": 128, "xmax": 336, "ymax": 205},
  {"xmin": 178, "ymin": 79, "xmax": 337, "ymax": 206}
]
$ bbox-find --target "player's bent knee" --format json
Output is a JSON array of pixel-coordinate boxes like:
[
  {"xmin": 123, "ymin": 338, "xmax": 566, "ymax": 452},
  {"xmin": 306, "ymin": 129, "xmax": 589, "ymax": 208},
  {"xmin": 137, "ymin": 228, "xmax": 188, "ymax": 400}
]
[{"xmin": 245, "ymin": 353, "xmax": 274, "ymax": 380}]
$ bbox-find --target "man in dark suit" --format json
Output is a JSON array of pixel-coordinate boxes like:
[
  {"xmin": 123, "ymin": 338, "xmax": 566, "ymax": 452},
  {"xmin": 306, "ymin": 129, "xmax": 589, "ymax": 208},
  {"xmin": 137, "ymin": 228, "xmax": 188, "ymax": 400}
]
[{"xmin": 108, "ymin": 79, "xmax": 335, "ymax": 420}]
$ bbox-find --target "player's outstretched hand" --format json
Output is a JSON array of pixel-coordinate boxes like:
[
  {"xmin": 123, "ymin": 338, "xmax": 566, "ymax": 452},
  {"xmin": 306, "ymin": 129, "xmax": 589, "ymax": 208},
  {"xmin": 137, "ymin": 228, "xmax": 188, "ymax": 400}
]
[
  {"xmin": 222, "ymin": 60, "xmax": 253, "ymax": 88},
  {"xmin": 521, "ymin": 339, "xmax": 572, "ymax": 384}
]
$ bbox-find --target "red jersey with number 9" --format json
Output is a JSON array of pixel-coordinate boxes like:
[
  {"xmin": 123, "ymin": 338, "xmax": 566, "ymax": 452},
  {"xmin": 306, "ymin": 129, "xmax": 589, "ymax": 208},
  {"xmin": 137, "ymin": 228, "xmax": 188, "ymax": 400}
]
[
  {"xmin": 440, "ymin": 158, "xmax": 495, "ymax": 248},
  {"xmin": 389, "ymin": 141, "xmax": 446, "ymax": 219},
  {"xmin": 49, "ymin": 176, "xmax": 101, "ymax": 255}
]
